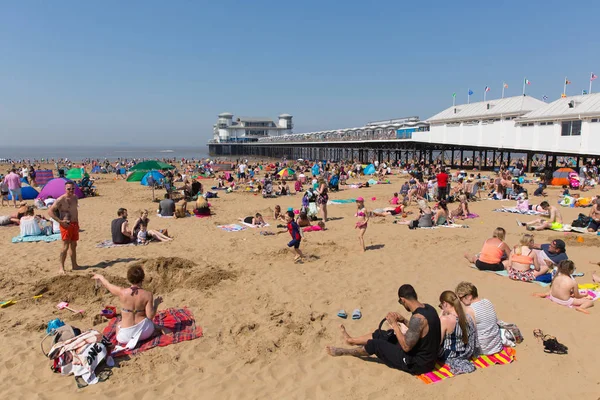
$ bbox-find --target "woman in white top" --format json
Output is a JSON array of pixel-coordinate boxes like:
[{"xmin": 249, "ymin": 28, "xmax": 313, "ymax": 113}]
[
  {"xmin": 19, "ymin": 206, "xmax": 46, "ymax": 237},
  {"xmin": 455, "ymin": 281, "xmax": 503, "ymax": 355}
]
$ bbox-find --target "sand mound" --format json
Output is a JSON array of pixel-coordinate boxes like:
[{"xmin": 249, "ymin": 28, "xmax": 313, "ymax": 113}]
[
  {"xmin": 563, "ymin": 235, "xmax": 600, "ymax": 247},
  {"xmin": 129, "ymin": 257, "xmax": 238, "ymax": 293},
  {"xmin": 32, "ymin": 274, "xmax": 129, "ymax": 303}
]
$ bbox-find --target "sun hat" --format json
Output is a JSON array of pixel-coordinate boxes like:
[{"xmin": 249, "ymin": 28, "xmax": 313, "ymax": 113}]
[{"xmin": 356, "ymin": 197, "xmax": 364, "ymax": 202}]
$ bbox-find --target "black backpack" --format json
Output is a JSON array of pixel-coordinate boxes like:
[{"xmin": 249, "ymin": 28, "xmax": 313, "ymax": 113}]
[{"xmin": 572, "ymin": 213, "xmax": 591, "ymax": 228}]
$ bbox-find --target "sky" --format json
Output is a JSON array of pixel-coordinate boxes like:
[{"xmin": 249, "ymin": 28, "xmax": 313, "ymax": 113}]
[{"xmin": 1, "ymin": 0, "xmax": 600, "ymax": 147}]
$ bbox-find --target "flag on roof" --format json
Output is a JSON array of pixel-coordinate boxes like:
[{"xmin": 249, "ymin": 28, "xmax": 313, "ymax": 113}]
[
  {"xmin": 543, "ymin": 95, "xmax": 548, "ymax": 101},
  {"xmin": 524, "ymin": 79, "xmax": 531, "ymax": 85},
  {"xmin": 485, "ymin": 86, "xmax": 490, "ymax": 92},
  {"xmin": 583, "ymin": 90, "xmax": 588, "ymax": 95},
  {"xmin": 503, "ymin": 83, "xmax": 508, "ymax": 88},
  {"xmin": 561, "ymin": 93, "xmax": 567, "ymax": 98},
  {"xmin": 565, "ymin": 78, "xmax": 572, "ymax": 85},
  {"xmin": 468, "ymin": 89, "xmax": 474, "ymax": 96},
  {"xmin": 452, "ymin": 92, "xmax": 456, "ymax": 98},
  {"xmin": 591, "ymin": 73, "xmax": 598, "ymax": 81}
]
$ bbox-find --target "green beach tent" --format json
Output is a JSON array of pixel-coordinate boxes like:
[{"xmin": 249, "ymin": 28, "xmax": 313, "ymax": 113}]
[
  {"xmin": 126, "ymin": 170, "xmax": 147, "ymax": 182},
  {"xmin": 65, "ymin": 168, "xmax": 84, "ymax": 180},
  {"xmin": 129, "ymin": 160, "xmax": 175, "ymax": 171}
]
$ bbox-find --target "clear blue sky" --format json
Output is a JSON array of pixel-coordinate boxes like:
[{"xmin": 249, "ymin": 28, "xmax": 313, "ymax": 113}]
[{"xmin": 2, "ymin": 0, "xmax": 599, "ymax": 146}]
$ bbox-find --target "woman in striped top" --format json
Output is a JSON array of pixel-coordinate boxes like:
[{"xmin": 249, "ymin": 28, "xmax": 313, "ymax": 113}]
[
  {"xmin": 438, "ymin": 291, "xmax": 478, "ymax": 374},
  {"xmin": 455, "ymin": 282, "xmax": 503, "ymax": 355}
]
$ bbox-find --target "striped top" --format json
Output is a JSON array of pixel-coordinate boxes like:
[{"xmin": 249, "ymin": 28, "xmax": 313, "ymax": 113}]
[
  {"xmin": 439, "ymin": 314, "xmax": 477, "ymax": 362},
  {"xmin": 471, "ymin": 299, "xmax": 503, "ymax": 355}
]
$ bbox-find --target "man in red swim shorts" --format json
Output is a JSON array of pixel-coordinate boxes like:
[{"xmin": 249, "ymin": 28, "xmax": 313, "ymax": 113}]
[{"xmin": 48, "ymin": 181, "xmax": 80, "ymax": 274}]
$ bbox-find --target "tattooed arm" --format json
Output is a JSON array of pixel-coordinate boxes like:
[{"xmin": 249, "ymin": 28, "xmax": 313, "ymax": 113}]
[{"xmin": 394, "ymin": 314, "xmax": 426, "ymax": 352}]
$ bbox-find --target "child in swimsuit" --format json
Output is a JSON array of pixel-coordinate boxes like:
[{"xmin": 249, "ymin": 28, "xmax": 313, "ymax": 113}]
[
  {"xmin": 355, "ymin": 197, "xmax": 369, "ymax": 252},
  {"xmin": 534, "ymin": 260, "xmax": 594, "ymax": 314}
]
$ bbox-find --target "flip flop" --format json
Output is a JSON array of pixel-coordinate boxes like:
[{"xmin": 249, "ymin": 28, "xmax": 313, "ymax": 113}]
[
  {"xmin": 572, "ymin": 272, "xmax": 584, "ymax": 277},
  {"xmin": 352, "ymin": 309, "xmax": 362, "ymax": 320},
  {"xmin": 337, "ymin": 310, "xmax": 347, "ymax": 319}
]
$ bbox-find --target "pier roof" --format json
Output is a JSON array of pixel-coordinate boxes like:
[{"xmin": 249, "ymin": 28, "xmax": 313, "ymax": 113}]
[
  {"xmin": 519, "ymin": 92, "xmax": 600, "ymax": 121},
  {"xmin": 427, "ymin": 95, "xmax": 545, "ymax": 123}
]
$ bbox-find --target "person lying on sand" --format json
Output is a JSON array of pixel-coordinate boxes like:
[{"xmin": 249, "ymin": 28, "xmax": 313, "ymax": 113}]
[
  {"xmin": 92, "ymin": 266, "xmax": 169, "ymax": 351},
  {"xmin": 517, "ymin": 201, "xmax": 563, "ymax": 231},
  {"xmin": 533, "ymin": 260, "xmax": 594, "ymax": 314},
  {"xmin": 325, "ymin": 284, "xmax": 441, "ymax": 375},
  {"xmin": 239, "ymin": 213, "xmax": 266, "ymax": 227}
]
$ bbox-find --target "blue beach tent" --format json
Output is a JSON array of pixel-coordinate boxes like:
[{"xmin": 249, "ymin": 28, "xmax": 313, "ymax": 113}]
[
  {"xmin": 311, "ymin": 164, "xmax": 320, "ymax": 176},
  {"xmin": 8, "ymin": 184, "xmax": 39, "ymax": 200},
  {"xmin": 141, "ymin": 171, "xmax": 165, "ymax": 186},
  {"xmin": 363, "ymin": 164, "xmax": 376, "ymax": 175}
]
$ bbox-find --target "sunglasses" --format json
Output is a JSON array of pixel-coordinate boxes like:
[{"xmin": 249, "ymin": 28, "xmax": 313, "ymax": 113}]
[{"xmin": 66, "ymin": 188, "xmax": 75, "ymax": 191}]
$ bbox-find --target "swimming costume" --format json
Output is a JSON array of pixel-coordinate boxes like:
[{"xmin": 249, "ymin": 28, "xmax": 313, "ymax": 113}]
[
  {"xmin": 551, "ymin": 222, "xmax": 563, "ymax": 230},
  {"xmin": 478, "ymin": 239, "xmax": 504, "ymax": 264},
  {"xmin": 508, "ymin": 267, "xmax": 535, "ymax": 282},
  {"xmin": 511, "ymin": 249, "xmax": 534, "ymax": 265},
  {"xmin": 60, "ymin": 221, "xmax": 79, "ymax": 241},
  {"xmin": 547, "ymin": 295, "xmax": 574, "ymax": 308}
]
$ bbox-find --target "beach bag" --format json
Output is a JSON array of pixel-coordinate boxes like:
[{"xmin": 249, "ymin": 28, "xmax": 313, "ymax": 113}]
[
  {"xmin": 572, "ymin": 213, "xmax": 591, "ymax": 228},
  {"xmin": 498, "ymin": 321, "xmax": 523, "ymax": 347}
]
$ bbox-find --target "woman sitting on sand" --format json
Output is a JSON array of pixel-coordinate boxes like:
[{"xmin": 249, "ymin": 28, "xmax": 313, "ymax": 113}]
[
  {"xmin": 455, "ymin": 282, "xmax": 503, "ymax": 355},
  {"xmin": 506, "ymin": 234, "xmax": 544, "ymax": 282},
  {"xmin": 450, "ymin": 195, "xmax": 470, "ymax": 219},
  {"xmin": 193, "ymin": 196, "xmax": 211, "ymax": 217},
  {"xmin": 92, "ymin": 266, "xmax": 165, "ymax": 351},
  {"xmin": 534, "ymin": 260, "xmax": 594, "ymax": 314},
  {"xmin": 438, "ymin": 290, "xmax": 478, "ymax": 374},
  {"xmin": 19, "ymin": 206, "xmax": 49, "ymax": 236},
  {"xmin": 132, "ymin": 210, "xmax": 172, "ymax": 242},
  {"xmin": 432, "ymin": 200, "xmax": 450, "ymax": 226},
  {"xmin": 464, "ymin": 227, "xmax": 511, "ymax": 271},
  {"xmin": 396, "ymin": 200, "xmax": 433, "ymax": 229}
]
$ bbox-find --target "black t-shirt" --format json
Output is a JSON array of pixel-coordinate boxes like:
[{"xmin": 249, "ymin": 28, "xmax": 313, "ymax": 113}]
[{"xmin": 111, "ymin": 217, "xmax": 130, "ymax": 244}]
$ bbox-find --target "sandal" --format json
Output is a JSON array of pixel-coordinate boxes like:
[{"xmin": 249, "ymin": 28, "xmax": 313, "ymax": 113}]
[
  {"xmin": 542, "ymin": 334, "xmax": 568, "ymax": 355},
  {"xmin": 533, "ymin": 329, "xmax": 544, "ymax": 342}
]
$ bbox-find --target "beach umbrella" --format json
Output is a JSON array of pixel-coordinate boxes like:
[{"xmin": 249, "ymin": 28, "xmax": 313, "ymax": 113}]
[
  {"xmin": 277, "ymin": 168, "xmax": 296, "ymax": 178},
  {"xmin": 8, "ymin": 183, "xmax": 39, "ymax": 200},
  {"xmin": 129, "ymin": 160, "xmax": 174, "ymax": 171},
  {"xmin": 36, "ymin": 178, "xmax": 84, "ymax": 199},
  {"xmin": 140, "ymin": 170, "xmax": 165, "ymax": 186},
  {"xmin": 65, "ymin": 168, "xmax": 84, "ymax": 180},
  {"xmin": 126, "ymin": 171, "xmax": 147, "ymax": 182},
  {"xmin": 551, "ymin": 167, "xmax": 576, "ymax": 186}
]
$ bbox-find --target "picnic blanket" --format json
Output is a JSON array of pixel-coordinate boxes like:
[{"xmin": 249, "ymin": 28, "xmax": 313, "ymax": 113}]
[
  {"xmin": 240, "ymin": 221, "xmax": 271, "ymax": 228},
  {"xmin": 494, "ymin": 207, "xmax": 546, "ymax": 215},
  {"xmin": 417, "ymin": 347, "xmax": 516, "ymax": 384},
  {"xmin": 328, "ymin": 199, "xmax": 356, "ymax": 205},
  {"xmin": 217, "ymin": 224, "xmax": 246, "ymax": 232},
  {"xmin": 12, "ymin": 233, "xmax": 61, "ymax": 243},
  {"xmin": 102, "ymin": 307, "xmax": 203, "ymax": 357},
  {"xmin": 96, "ymin": 240, "xmax": 136, "ymax": 248},
  {"xmin": 470, "ymin": 264, "xmax": 550, "ymax": 287}
]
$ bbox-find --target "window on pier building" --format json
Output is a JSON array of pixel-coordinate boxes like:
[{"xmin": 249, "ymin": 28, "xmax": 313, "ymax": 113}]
[{"xmin": 561, "ymin": 120, "xmax": 582, "ymax": 136}]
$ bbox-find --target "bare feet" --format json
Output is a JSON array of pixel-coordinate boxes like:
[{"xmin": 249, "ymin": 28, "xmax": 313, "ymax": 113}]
[
  {"xmin": 592, "ymin": 271, "xmax": 600, "ymax": 283},
  {"xmin": 339, "ymin": 324, "xmax": 352, "ymax": 344},
  {"xmin": 58, "ymin": 268, "xmax": 66, "ymax": 275},
  {"xmin": 575, "ymin": 307, "xmax": 590, "ymax": 315},
  {"xmin": 325, "ymin": 346, "xmax": 343, "ymax": 357},
  {"xmin": 532, "ymin": 292, "xmax": 548, "ymax": 298}
]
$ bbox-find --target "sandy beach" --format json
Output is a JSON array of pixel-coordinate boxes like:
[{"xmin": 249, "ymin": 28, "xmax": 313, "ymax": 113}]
[{"xmin": 1, "ymin": 168, "xmax": 599, "ymax": 400}]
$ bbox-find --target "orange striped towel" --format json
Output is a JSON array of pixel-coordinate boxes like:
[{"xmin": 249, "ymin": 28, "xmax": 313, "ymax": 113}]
[{"xmin": 417, "ymin": 346, "xmax": 516, "ymax": 384}]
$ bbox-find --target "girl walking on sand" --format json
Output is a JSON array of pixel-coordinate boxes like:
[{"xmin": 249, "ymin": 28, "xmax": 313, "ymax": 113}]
[{"xmin": 355, "ymin": 197, "xmax": 369, "ymax": 252}]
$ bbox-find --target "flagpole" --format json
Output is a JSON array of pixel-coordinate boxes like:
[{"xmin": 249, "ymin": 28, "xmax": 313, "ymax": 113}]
[
  {"xmin": 590, "ymin": 73, "xmax": 593, "ymax": 94},
  {"xmin": 502, "ymin": 82, "xmax": 505, "ymax": 99},
  {"xmin": 522, "ymin": 78, "xmax": 526, "ymax": 95},
  {"xmin": 452, "ymin": 94, "xmax": 456, "ymax": 107},
  {"xmin": 468, "ymin": 91, "xmax": 470, "ymax": 104},
  {"xmin": 484, "ymin": 89, "xmax": 487, "ymax": 102},
  {"xmin": 564, "ymin": 76, "xmax": 567, "ymax": 97}
]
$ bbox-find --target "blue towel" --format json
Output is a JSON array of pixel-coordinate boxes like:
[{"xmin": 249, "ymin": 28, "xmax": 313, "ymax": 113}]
[{"xmin": 12, "ymin": 233, "xmax": 61, "ymax": 243}]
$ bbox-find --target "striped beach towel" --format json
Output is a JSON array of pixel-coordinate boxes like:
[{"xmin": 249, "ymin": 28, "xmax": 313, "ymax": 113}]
[
  {"xmin": 103, "ymin": 307, "xmax": 203, "ymax": 357},
  {"xmin": 417, "ymin": 347, "xmax": 516, "ymax": 384}
]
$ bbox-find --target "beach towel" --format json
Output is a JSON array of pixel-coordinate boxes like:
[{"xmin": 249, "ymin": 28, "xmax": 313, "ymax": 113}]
[
  {"xmin": 457, "ymin": 213, "xmax": 479, "ymax": 220},
  {"xmin": 217, "ymin": 224, "xmax": 246, "ymax": 232},
  {"xmin": 12, "ymin": 233, "xmax": 61, "ymax": 243},
  {"xmin": 95, "ymin": 240, "xmax": 136, "ymax": 248},
  {"xmin": 494, "ymin": 208, "xmax": 546, "ymax": 215},
  {"xmin": 417, "ymin": 347, "xmax": 516, "ymax": 384},
  {"xmin": 102, "ymin": 307, "xmax": 203, "ymax": 357},
  {"xmin": 470, "ymin": 264, "xmax": 549, "ymax": 287},
  {"xmin": 240, "ymin": 221, "xmax": 271, "ymax": 228},
  {"xmin": 328, "ymin": 199, "xmax": 356, "ymax": 205}
]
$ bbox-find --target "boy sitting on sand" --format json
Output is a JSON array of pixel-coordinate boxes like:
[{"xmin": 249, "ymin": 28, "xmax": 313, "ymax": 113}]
[{"xmin": 534, "ymin": 260, "xmax": 594, "ymax": 314}]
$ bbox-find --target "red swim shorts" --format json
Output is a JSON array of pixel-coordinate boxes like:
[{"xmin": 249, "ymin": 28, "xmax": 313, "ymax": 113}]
[{"xmin": 60, "ymin": 221, "xmax": 80, "ymax": 242}]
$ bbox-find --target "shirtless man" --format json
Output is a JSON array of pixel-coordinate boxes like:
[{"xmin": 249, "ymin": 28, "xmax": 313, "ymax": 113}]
[
  {"xmin": 325, "ymin": 284, "xmax": 441, "ymax": 375},
  {"xmin": 534, "ymin": 260, "xmax": 594, "ymax": 314},
  {"xmin": 588, "ymin": 198, "xmax": 600, "ymax": 232},
  {"xmin": 519, "ymin": 201, "xmax": 563, "ymax": 231},
  {"xmin": 48, "ymin": 181, "xmax": 79, "ymax": 274}
]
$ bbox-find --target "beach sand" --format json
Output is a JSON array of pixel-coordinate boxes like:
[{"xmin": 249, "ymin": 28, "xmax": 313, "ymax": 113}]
[{"xmin": 1, "ymin": 169, "xmax": 599, "ymax": 399}]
